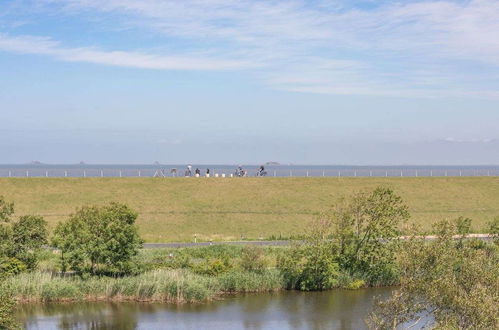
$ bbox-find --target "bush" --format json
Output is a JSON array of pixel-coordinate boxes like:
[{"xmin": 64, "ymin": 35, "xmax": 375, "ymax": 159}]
[
  {"xmin": 368, "ymin": 220, "xmax": 499, "ymax": 329},
  {"xmin": 0, "ymin": 196, "xmax": 14, "ymax": 223},
  {"xmin": 489, "ymin": 217, "xmax": 499, "ymax": 244},
  {"xmin": 240, "ymin": 247, "xmax": 268, "ymax": 273},
  {"xmin": 0, "ymin": 257, "xmax": 27, "ymax": 276},
  {"xmin": 276, "ymin": 246, "xmax": 305, "ymax": 289},
  {"xmin": 52, "ymin": 203, "xmax": 143, "ymax": 275},
  {"xmin": 0, "ymin": 196, "xmax": 48, "ymax": 277},
  {"xmin": 0, "ymin": 289, "xmax": 17, "ymax": 330},
  {"xmin": 193, "ymin": 257, "xmax": 233, "ymax": 276},
  {"xmin": 346, "ymin": 279, "xmax": 365, "ymax": 290},
  {"xmin": 298, "ymin": 243, "xmax": 339, "ymax": 291}
]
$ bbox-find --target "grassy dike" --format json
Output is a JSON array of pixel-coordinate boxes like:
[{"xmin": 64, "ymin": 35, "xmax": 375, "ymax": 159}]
[{"xmin": 1, "ymin": 177, "xmax": 499, "ymax": 242}]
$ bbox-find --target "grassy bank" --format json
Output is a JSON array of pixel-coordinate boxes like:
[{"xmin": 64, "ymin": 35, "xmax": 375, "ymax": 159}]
[
  {"xmin": 0, "ymin": 245, "xmax": 286, "ymax": 303},
  {"xmin": 1, "ymin": 177, "xmax": 498, "ymax": 241},
  {"xmin": 2, "ymin": 269, "xmax": 285, "ymax": 303}
]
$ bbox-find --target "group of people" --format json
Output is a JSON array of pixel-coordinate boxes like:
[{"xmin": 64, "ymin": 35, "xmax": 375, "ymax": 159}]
[
  {"xmin": 183, "ymin": 165, "xmax": 205, "ymax": 177},
  {"xmin": 182, "ymin": 165, "xmax": 267, "ymax": 177}
]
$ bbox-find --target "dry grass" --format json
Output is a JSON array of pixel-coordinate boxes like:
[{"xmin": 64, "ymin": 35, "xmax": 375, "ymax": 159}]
[{"xmin": 1, "ymin": 177, "xmax": 498, "ymax": 242}]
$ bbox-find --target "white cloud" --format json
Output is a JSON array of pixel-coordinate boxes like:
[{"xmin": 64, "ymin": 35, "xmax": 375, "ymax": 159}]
[
  {"xmin": 0, "ymin": 33, "xmax": 256, "ymax": 71},
  {"xmin": 2, "ymin": 0, "xmax": 499, "ymax": 97}
]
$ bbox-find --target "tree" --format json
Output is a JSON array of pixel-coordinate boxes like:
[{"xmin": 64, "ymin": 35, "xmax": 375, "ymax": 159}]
[
  {"xmin": 277, "ymin": 215, "xmax": 340, "ymax": 291},
  {"xmin": 53, "ymin": 203, "xmax": 143, "ymax": 275},
  {"xmin": 277, "ymin": 187, "xmax": 409, "ymax": 290},
  {"xmin": 332, "ymin": 187, "xmax": 409, "ymax": 285},
  {"xmin": 10, "ymin": 215, "xmax": 48, "ymax": 269},
  {"xmin": 368, "ymin": 219, "xmax": 499, "ymax": 329},
  {"xmin": 0, "ymin": 197, "xmax": 48, "ymax": 275}
]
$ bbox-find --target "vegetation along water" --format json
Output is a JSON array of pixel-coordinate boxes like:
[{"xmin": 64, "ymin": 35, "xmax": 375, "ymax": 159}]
[{"xmin": 1, "ymin": 186, "xmax": 498, "ymax": 329}]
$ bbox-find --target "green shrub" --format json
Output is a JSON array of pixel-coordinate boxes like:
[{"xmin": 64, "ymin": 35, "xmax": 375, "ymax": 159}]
[
  {"xmin": 369, "ymin": 220, "xmax": 499, "ymax": 329},
  {"xmin": 239, "ymin": 246, "xmax": 268, "ymax": 273},
  {"xmin": 346, "ymin": 279, "xmax": 365, "ymax": 290},
  {"xmin": 298, "ymin": 244, "xmax": 339, "ymax": 291},
  {"xmin": 0, "ymin": 257, "xmax": 27, "ymax": 276},
  {"xmin": 276, "ymin": 246, "xmax": 305, "ymax": 289},
  {"xmin": 0, "ymin": 289, "xmax": 17, "ymax": 330},
  {"xmin": 193, "ymin": 257, "xmax": 233, "ymax": 276},
  {"xmin": 489, "ymin": 217, "xmax": 499, "ymax": 244}
]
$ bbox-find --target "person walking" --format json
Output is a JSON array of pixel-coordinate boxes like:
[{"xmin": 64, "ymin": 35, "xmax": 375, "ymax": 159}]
[{"xmin": 185, "ymin": 165, "xmax": 192, "ymax": 177}]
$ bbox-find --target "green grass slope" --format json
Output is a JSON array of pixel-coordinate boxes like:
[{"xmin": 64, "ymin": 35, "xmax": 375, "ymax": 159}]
[{"xmin": 1, "ymin": 177, "xmax": 498, "ymax": 242}]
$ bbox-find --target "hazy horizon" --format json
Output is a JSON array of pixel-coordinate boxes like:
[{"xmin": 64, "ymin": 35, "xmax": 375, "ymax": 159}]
[{"xmin": 2, "ymin": 1, "xmax": 499, "ymax": 164}]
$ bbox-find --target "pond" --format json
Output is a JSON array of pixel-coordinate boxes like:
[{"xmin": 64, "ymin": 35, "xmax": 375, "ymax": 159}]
[{"xmin": 15, "ymin": 288, "xmax": 392, "ymax": 330}]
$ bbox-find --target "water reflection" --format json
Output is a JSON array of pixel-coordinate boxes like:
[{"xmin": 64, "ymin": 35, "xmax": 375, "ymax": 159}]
[{"xmin": 16, "ymin": 288, "xmax": 392, "ymax": 330}]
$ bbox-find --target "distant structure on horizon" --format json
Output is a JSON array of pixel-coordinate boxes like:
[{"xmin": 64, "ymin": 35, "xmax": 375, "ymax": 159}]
[
  {"xmin": 29, "ymin": 160, "xmax": 43, "ymax": 165},
  {"xmin": 265, "ymin": 161, "xmax": 280, "ymax": 166}
]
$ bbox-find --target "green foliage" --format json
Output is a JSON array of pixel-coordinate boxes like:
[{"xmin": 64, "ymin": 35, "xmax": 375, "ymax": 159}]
[
  {"xmin": 455, "ymin": 216, "xmax": 472, "ymax": 236},
  {"xmin": 217, "ymin": 269, "xmax": 285, "ymax": 292},
  {"xmin": 52, "ymin": 203, "xmax": 143, "ymax": 275},
  {"xmin": 346, "ymin": 279, "xmax": 366, "ymax": 290},
  {"xmin": 489, "ymin": 216, "xmax": 499, "ymax": 244},
  {"xmin": 276, "ymin": 187, "xmax": 408, "ymax": 290},
  {"xmin": 332, "ymin": 187, "xmax": 409, "ymax": 285},
  {"xmin": 368, "ymin": 219, "xmax": 499, "ymax": 329},
  {"xmin": 276, "ymin": 245, "xmax": 305, "ymax": 289},
  {"xmin": 0, "ymin": 289, "xmax": 17, "ymax": 330},
  {"xmin": 0, "ymin": 257, "xmax": 27, "ymax": 277},
  {"xmin": 0, "ymin": 197, "xmax": 48, "ymax": 278},
  {"xmin": 239, "ymin": 246, "xmax": 268, "ymax": 273},
  {"xmin": 0, "ymin": 196, "xmax": 14, "ymax": 223},
  {"xmin": 193, "ymin": 257, "xmax": 233, "ymax": 276},
  {"xmin": 277, "ymin": 218, "xmax": 340, "ymax": 291},
  {"xmin": 186, "ymin": 245, "xmax": 244, "ymax": 259},
  {"xmin": 298, "ymin": 217, "xmax": 340, "ymax": 291},
  {"xmin": 277, "ymin": 243, "xmax": 340, "ymax": 291},
  {"xmin": 12, "ymin": 215, "xmax": 48, "ymax": 250},
  {"xmin": 1, "ymin": 268, "xmax": 286, "ymax": 304},
  {"xmin": 0, "ymin": 225, "xmax": 13, "ymax": 261},
  {"xmin": 10, "ymin": 215, "xmax": 48, "ymax": 269}
]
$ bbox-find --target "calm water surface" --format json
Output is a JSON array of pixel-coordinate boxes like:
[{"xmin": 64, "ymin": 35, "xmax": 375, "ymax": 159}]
[{"xmin": 15, "ymin": 288, "xmax": 392, "ymax": 330}]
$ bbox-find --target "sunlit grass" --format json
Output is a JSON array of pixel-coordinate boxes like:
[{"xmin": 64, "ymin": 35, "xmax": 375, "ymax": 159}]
[{"xmin": 1, "ymin": 177, "xmax": 498, "ymax": 241}]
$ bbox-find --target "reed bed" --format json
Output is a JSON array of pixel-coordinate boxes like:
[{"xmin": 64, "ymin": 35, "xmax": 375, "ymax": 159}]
[{"xmin": 2, "ymin": 269, "xmax": 285, "ymax": 303}]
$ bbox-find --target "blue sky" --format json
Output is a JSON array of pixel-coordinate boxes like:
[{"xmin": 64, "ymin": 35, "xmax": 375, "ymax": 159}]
[{"xmin": 1, "ymin": 0, "xmax": 499, "ymax": 164}]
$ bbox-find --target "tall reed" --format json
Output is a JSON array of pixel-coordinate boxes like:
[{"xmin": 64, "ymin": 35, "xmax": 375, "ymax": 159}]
[{"xmin": 2, "ymin": 269, "xmax": 287, "ymax": 303}]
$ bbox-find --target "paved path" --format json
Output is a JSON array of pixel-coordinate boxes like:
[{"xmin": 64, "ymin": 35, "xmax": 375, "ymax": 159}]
[
  {"xmin": 143, "ymin": 234, "xmax": 493, "ymax": 249},
  {"xmin": 143, "ymin": 240, "xmax": 291, "ymax": 248}
]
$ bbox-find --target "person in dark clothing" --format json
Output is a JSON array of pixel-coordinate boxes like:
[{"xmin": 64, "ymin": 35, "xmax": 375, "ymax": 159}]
[
  {"xmin": 258, "ymin": 165, "xmax": 267, "ymax": 176},
  {"xmin": 195, "ymin": 168, "xmax": 201, "ymax": 176}
]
